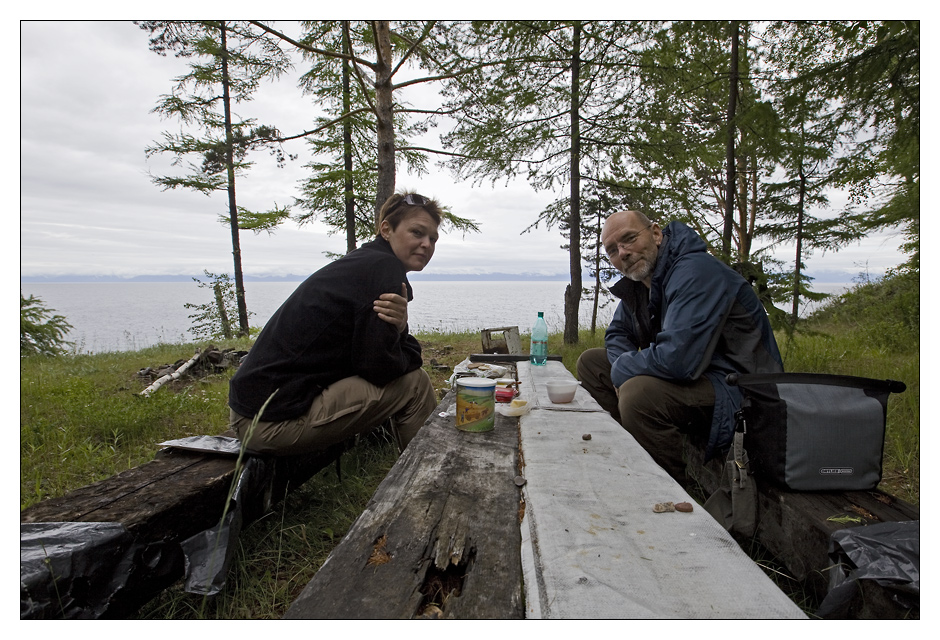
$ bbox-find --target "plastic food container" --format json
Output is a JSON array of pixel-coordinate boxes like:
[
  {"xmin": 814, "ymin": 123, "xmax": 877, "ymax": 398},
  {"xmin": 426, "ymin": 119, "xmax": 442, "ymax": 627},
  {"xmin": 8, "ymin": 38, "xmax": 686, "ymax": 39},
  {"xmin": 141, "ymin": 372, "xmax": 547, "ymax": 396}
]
[
  {"xmin": 456, "ymin": 377, "xmax": 496, "ymax": 431},
  {"xmin": 546, "ymin": 379, "xmax": 580, "ymax": 404}
]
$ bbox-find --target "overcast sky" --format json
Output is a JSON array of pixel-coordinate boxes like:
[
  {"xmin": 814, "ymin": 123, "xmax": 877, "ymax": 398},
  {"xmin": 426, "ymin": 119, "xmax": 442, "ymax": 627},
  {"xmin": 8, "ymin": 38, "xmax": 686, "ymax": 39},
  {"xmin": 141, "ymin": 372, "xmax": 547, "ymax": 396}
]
[{"xmin": 20, "ymin": 19, "xmax": 916, "ymax": 283}]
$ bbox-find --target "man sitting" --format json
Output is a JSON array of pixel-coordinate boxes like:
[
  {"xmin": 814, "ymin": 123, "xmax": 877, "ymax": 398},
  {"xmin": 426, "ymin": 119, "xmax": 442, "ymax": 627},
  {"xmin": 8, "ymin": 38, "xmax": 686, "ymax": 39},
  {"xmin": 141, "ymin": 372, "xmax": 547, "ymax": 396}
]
[{"xmin": 577, "ymin": 210, "xmax": 783, "ymax": 487}]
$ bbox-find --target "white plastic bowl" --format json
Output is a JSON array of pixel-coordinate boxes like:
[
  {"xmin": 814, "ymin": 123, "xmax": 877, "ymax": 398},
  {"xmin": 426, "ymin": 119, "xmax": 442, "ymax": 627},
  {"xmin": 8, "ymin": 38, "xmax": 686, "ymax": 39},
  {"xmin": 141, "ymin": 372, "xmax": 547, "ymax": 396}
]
[{"xmin": 546, "ymin": 379, "xmax": 580, "ymax": 404}]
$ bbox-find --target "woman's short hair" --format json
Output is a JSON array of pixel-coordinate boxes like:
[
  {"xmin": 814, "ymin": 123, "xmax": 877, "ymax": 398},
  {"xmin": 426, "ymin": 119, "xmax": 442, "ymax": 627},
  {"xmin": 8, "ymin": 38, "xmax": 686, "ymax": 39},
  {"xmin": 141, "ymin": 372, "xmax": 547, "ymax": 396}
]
[{"xmin": 377, "ymin": 191, "xmax": 443, "ymax": 233}]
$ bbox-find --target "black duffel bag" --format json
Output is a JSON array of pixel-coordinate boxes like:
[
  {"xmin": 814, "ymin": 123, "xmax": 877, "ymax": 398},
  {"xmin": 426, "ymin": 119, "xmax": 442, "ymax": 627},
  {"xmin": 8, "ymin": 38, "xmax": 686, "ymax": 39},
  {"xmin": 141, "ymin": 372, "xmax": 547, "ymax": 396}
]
[{"xmin": 726, "ymin": 372, "xmax": 906, "ymax": 492}]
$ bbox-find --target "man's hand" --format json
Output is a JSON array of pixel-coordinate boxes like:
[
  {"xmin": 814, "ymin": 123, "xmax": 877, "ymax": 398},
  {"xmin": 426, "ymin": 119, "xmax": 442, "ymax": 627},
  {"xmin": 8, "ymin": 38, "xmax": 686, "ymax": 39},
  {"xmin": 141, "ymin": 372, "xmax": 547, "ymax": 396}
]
[{"xmin": 374, "ymin": 283, "xmax": 409, "ymax": 333}]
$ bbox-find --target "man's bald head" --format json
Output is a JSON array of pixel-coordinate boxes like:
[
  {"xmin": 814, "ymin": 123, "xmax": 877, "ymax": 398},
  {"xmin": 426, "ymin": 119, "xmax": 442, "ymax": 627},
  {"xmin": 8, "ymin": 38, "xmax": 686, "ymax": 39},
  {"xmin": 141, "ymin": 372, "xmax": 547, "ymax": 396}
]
[{"xmin": 603, "ymin": 210, "xmax": 652, "ymax": 236}]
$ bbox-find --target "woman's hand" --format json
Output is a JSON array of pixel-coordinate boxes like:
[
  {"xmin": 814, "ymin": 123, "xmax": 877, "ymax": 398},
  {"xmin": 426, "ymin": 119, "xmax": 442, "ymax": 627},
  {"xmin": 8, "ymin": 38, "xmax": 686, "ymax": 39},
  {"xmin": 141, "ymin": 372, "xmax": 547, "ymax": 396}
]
[{"xmin": 374, "ymin": 283, "xmax": 409, "ymax": 333}]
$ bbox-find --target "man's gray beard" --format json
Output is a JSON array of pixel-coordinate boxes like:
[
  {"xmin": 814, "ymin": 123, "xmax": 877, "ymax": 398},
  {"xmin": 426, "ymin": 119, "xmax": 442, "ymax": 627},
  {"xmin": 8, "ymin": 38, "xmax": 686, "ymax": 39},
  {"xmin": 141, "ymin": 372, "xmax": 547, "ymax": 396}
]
[{"xmin": 622, "ymin": 259, "xmax": 652, "ymax": 282}]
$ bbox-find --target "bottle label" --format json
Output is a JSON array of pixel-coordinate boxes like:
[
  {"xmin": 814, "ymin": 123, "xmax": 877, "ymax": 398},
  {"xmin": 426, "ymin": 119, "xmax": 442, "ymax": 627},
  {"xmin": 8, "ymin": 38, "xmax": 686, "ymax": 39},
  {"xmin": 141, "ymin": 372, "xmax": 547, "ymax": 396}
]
[{"xmin": 530, "ymin": 339, "xmax": 548, "ymax": 365}]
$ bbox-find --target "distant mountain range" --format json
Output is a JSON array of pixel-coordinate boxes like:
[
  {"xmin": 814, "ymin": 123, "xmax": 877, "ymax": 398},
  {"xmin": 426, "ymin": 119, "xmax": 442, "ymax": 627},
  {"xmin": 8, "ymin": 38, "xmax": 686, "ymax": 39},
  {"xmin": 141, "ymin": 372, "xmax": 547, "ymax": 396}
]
[
  {"xmin": 20, "ymin": 268, "xmax": 867, "ymax": 284},
  {"xmin": 20, "ymin": 272, "xmax": 573, "ymax": 283}
]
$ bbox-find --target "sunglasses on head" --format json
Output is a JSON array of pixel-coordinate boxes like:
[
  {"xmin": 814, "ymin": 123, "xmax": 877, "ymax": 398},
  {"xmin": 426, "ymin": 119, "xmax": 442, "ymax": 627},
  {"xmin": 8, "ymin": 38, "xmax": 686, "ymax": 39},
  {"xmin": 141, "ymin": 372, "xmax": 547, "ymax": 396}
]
[{"xmin": 400, "ymin": 193, "xmax": 429, "ymax": 207}]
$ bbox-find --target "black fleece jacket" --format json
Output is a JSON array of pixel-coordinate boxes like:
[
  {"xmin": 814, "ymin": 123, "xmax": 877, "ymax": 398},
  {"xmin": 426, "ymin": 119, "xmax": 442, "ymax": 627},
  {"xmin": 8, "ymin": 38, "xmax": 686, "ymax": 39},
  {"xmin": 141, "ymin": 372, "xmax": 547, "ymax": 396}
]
[{"xmin": 228, "ymin": 236, "xmax": 424, "ymax": 422}]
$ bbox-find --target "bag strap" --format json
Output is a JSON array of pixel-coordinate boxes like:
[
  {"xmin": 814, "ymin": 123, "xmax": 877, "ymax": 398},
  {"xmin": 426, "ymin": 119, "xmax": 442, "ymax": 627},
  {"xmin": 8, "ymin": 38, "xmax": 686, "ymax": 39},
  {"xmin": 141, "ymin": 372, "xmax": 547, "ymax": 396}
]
[
  {"xmin": 732, "ymin": 408, "xmax": 749, "ymax": 488},
  {"xmin": 726, "ymin": 372, "xmax": 905, "ymax": 394},
  {"xmin": 703, "ymin": 407, "xmax": 757, "ymax": 538}
]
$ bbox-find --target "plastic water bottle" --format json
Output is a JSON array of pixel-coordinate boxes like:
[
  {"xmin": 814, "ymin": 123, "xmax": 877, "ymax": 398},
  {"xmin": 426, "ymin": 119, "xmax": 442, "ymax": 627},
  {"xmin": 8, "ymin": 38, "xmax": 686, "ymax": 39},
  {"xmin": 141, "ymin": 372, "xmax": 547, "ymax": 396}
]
[{"xmin": 530, "ymin": 312, "xmax": 548, "ymax": 366}]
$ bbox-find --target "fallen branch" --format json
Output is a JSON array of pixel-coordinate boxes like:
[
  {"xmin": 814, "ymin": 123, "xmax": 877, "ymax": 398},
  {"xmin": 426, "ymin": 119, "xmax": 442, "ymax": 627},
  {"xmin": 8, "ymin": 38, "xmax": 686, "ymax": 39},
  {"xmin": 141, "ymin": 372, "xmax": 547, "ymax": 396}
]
[{"xmin": 139, "ymin": 351, "xmax": 202, "ymax": 397}]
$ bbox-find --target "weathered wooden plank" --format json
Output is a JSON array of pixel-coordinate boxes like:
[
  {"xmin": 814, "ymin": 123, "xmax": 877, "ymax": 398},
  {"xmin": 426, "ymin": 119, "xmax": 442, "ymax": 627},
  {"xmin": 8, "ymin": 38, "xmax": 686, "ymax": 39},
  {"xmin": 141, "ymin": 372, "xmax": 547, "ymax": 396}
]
[
  {"xmin": 685, "ymin": 440, "xmax": 919, "ymax": 617},
  {"xmin": 21, "ymin": 449, "xmax": 237, "ymax": 539},
  {"xmin": 758, "ymin": 486, "xmax": 917, "ymax": 585},
  {"xmin": 21, "ymin": 438, "xmax": 343, "ymax": 539},
  {"xmin": 284, "ymin": 390, "xmax": 524, "ymax": 619}
]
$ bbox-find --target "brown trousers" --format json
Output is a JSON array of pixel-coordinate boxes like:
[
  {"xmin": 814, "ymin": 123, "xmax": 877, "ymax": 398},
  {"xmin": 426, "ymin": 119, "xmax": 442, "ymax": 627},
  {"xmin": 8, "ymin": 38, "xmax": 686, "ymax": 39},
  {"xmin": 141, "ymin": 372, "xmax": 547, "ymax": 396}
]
[
  {"xmin": 576, "ymin": 347, "xmax": 714, "ymax": 485},
  {"xmin": 230, "ymin": 368, "xmax": 437, "ymax": 456}
]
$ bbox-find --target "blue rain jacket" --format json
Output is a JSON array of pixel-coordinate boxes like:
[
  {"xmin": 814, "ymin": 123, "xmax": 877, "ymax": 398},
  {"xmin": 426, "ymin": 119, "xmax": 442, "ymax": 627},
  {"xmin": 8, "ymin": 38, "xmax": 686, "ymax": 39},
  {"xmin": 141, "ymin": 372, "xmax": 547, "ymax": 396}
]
[{"xmin": 606, "ymin": 222, "xmax": 783, "ymax": 458}]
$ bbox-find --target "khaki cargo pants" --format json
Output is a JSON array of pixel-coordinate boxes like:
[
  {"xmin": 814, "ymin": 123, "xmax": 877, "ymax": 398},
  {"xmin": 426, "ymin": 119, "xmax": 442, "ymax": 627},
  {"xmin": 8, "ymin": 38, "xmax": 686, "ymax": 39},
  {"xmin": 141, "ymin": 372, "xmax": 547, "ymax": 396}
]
[
  {"xmin": 576, "ymin": 347, "xmax": 714, "ymax": 485},
  {"xmin": 230, "ymin": 368, "xmax": 437, "ymax": 456}
]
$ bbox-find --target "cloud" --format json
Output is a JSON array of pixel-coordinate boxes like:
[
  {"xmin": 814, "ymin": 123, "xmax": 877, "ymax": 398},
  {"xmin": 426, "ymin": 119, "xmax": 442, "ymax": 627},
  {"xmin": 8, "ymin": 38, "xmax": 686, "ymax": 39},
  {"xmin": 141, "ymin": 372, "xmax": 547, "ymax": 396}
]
[{"xmin": 19, "ymin": 20, "xmax": 910, "ymax": 283}]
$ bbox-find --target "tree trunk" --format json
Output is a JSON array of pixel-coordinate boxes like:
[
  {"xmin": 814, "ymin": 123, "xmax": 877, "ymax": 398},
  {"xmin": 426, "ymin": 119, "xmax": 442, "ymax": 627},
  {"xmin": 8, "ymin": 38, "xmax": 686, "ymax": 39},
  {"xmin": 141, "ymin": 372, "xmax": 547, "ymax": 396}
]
[
  {"xmin": 736, "ymin": 153, "xmax": 748, "ymax": 261},
  {"xmin": 747, "ymin": 153, "xmax": 758, "ymax": 260},
  {"xmin": 791, "ymin": 164, "xmax": 807, "ymax": 326},
  {"xmin": 591, "ymin": 211, "xmax": 601, "ymax": 335},
  {"xmin": 564, "ymin": 22, "xmax": 582, "ymax": 346},
  {"xmin": 373, "ymin": 20, "xmax": 396, "ymax": 225},
  {"xmin": 213, "ymin": 283, "xmax": 232, "ymax": 339},
  {"xmin": 722, "ymin": 20, "xmax": 739, "ymax": 261},
  {"xmin": 219, "ymin": 21, "xmax": 250, "ymax": 337},
  {"xmin": 342, "ymin": 23, "xmax": 356, "ymax": 252}
]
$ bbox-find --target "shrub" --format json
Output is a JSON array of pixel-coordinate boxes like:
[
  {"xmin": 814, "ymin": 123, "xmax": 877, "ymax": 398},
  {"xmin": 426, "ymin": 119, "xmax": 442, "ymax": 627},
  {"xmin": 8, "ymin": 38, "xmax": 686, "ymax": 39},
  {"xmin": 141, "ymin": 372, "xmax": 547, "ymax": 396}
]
[
  {"xmin": 185, "ymin": 271, "xmax": 252, "ymax": 340},
  {"xmin": 20, "ymin": 294, "xmax": 73, "ymax": 357},
  {"xmin": 810, "ymin": 268, "xmax": 919, "ymax": 352}
]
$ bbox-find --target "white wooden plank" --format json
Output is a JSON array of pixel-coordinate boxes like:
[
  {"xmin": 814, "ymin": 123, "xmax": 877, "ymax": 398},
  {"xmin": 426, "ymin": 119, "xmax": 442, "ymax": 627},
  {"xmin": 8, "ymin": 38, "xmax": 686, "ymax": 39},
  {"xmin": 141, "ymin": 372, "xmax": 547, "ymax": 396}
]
[{"xmin": 517, "ymin": 361, "xmax": 806, "ymax": 619}]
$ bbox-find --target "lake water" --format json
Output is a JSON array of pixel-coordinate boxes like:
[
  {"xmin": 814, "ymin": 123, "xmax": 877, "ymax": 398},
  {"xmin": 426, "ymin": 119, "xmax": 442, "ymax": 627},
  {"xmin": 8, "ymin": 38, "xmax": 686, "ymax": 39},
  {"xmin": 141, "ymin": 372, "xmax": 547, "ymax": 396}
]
[
  {"xmin": 20, "ymin": 280, "xmax": 603, "ymax": 353},
  {"xmin": 20, "ymin": 280, "xmax": 851, "ymax": 354}
]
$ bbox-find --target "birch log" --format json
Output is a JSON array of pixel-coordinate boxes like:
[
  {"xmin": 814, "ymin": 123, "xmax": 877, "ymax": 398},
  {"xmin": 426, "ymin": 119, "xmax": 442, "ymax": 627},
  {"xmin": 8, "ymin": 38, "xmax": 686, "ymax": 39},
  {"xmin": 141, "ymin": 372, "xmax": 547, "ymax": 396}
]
[{"xmin": 139, "ymin": 351, "xmax": 201, "ymax": 397}]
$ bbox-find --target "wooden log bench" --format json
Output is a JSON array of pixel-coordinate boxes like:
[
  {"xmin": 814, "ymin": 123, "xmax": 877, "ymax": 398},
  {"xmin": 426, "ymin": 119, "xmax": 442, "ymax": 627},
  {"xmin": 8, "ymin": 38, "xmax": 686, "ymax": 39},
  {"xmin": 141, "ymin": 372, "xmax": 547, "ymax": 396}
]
[
  {"xmin": 285, "ymin": 358, "xmax": 806, "ymax": 619},
  {"xmin": 684, "ymin": 441, "xmax": 920, "ymax": 618},
  {"xmin": 20, "ymin": 432, "xmax": 347, "ymax": 618}
]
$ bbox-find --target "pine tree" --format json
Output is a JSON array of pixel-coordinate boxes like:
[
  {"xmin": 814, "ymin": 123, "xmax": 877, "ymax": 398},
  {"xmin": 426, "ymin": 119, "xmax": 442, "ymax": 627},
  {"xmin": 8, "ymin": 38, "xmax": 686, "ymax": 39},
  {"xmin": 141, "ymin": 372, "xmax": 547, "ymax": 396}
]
[
  {"xmin": 440, "ymin": 20, "xmax": 651, "ymax": 343},
  {"xmin": 139, "ymin": 20, "xmax": 293, "ymax": 336},
  {"xmin": 252, "ymin": 20, "xmax": 480, "ymax": 244}
]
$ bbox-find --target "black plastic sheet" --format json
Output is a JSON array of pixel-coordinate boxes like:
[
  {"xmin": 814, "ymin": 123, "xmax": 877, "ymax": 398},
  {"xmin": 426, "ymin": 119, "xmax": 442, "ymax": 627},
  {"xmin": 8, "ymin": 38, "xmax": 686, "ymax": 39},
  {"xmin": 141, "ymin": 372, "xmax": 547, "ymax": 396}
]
[
  {"xmin": 817, "ymin": 520, "xmax": 919, "ymax": 618},
  {"xmin": 179, "ymin": 455, "xmax": 274, "ymax": 596},
  {"xmin": 21, "ymin": 522, "xmax": 184, "ymax": 619},
  {"xmin": 22, "ymin": 522, "xmax": 137, "ymax": 619},
  {"xmin": 161, "ymin": 434, "xmax": 268, "ymax": 596},
  {"xmin": 21, "ymin": 436, "xmax": 256, "ymax": 617}
]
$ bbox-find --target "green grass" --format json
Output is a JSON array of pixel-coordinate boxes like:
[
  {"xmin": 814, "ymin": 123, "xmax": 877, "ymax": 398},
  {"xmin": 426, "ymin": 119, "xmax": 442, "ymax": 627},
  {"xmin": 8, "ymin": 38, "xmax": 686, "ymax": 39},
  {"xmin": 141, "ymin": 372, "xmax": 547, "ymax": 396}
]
[
  {"xmin": 20, "ymin": 341, "xmax": 252, "ymax": 509},
  {"xmin": 20, "ymin": 273, "xmax": 919, "ymax": 617}
]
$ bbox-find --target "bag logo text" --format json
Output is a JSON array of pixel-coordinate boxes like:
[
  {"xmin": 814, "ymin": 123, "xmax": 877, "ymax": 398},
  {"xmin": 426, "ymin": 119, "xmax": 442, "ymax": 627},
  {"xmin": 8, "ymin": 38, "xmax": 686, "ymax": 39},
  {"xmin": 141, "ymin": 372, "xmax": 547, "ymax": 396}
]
[{"xmin": 819, "ymin": 467, "xmax": 854, "ymax": 475}]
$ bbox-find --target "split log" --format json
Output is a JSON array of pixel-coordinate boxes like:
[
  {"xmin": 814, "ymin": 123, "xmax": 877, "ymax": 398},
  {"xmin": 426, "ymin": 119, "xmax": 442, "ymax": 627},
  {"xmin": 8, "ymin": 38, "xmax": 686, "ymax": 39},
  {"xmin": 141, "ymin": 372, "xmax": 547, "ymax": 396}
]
[{"xmin": 284, "ymin": 390, "xmax": 524, "ymax": 619}]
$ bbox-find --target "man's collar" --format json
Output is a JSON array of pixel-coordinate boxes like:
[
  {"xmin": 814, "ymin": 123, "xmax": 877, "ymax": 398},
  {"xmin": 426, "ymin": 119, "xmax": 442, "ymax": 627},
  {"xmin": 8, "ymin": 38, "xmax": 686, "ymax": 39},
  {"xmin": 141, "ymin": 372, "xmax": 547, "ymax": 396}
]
[{"xmin": 609, "ymin": 276, "xmax": 645, "ymax": 300}]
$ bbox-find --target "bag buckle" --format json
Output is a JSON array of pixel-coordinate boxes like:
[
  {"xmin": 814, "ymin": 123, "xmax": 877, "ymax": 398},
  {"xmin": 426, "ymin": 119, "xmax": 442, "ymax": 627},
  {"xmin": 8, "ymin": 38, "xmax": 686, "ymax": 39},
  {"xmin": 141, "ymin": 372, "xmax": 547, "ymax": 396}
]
[{"xmin": 734, "ymin": 408, "xmax": 747, "ymax": 434}]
